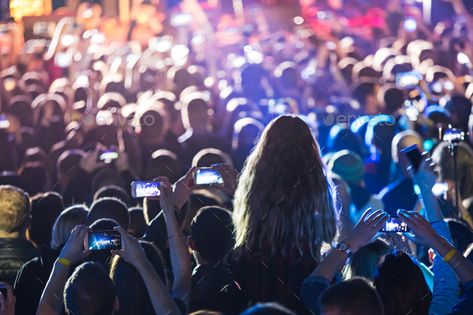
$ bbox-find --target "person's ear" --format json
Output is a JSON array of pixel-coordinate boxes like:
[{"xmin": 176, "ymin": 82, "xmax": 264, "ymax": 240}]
[
  {"xmin": 188, "ymin": 235, "xmax": 196, "ymax": 251},
  {"xmin": 114, "ymin": 296, "xmax": 120, "ymax": 311}
]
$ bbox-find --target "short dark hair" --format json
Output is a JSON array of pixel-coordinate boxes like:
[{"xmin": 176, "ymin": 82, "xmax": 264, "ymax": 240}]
[
  {"xmin": 86, "ymin": 197, "xmax": 129, "ymax": 229},
  {"xmin": 30, "ymin": 191, "xmax": 64, "ymax": 247},
  {"xmin": 383, "ymin": 87, "xmax": 404, "ymax": 114},
  {"xmin": 64, "ymin": 262, "xmax": 116, "ymax": 315},
  {"xmin": 190, "ymin": 206, "xmax": 234, "ymax": 263},
  {"xmin": 320, "ymin": 278, "xmax": 384, "ymax": 315},
  {"xmin": 352, "ymin": 81, "xmax": 376, "ymax": 107},
  {"xmin": 0, "ymin": 185, "xmax": 30, "ymax": 233},
  {"xmin": 93, "ymin": 185, "xmax": 130, "ymax": 206}
]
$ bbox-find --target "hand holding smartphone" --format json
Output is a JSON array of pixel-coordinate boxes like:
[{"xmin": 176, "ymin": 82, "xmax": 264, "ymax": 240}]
[{"xmin": 400, "ymin": 144, "xmax": 423, "ymax": 173}]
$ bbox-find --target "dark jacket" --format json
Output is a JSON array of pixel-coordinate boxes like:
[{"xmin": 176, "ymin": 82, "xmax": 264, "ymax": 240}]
[
  {"xmin": 0, "ymin": 238, "xmax": 38, "ymax": 285},
  {"xmin": 190, "ymin": 262, "xmax": 244, "ymax": 314},
  {"xmin": 14, "ymin": 246, "xmax": 60, "ymax": 315},
  {"xmin": 231, "ymin": 246, "xmax": 318, "ymax": 315}
]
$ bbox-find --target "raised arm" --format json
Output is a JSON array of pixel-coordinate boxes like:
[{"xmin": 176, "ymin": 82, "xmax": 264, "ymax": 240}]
[
  {"xmin": 404, "ymin": 153, "xmax": 460, "ymax": 314},
  {"xmin": 157, "ymin": 177, "xmax": 192, "ymax": 308},
  {"xmin": 37, "ymin": 225, "xmax": 89, "ymax": 315},
  {"xmin": 300, "ymin": 208, "xmax": 388, "ymax": 314},
  {"xmin": 399, "ymin": 210, "xmax": 473, "ymax": 285},
  {"xmin": 113, "ymin": 227, "xmax": 181, "ymax": 315}
]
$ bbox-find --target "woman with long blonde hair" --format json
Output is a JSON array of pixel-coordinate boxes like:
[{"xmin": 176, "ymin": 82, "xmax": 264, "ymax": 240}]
[{"xmin": 232, "ymin": 115, "xmax": 338, "ymax": 313}]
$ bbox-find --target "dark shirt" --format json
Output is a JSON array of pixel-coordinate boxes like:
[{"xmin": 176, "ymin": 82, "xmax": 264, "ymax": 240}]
[
  {"xmin": 190, "ymin": 262, "xmax": 244, "ymax": 314},
  {"xmin": 379, "ymin": 177, "xmax": 418, "ymax": 216},
  {"xmin": 0, "ymin": 238, "xmax": 38, "ymax": 285},
  {"xmin": 14, "ymin": 246, "xmax": 60, "ymax": 315},
  {"xmin": 231, "ymin": 247, "xmax": 318, "ymax": 315}
]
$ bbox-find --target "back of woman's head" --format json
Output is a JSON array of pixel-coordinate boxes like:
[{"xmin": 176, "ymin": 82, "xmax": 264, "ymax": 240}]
[
  {"xmin": 51, "ymin": 205, "xmax": 88, "ymax": 249},
  {"xmin": 344, "ymin": 239, "xmax": 391, "ymax": 280},
  {"xmin": 110, "ymin": 241, "xmax": 167, "ymax": 315},
  {"xmin": 374, "ymin": 251, "xmax": 431, "ymax": 315},
  {"xmin": 234, "ymin": 115, "xmax": 337, "ymax": 258}
]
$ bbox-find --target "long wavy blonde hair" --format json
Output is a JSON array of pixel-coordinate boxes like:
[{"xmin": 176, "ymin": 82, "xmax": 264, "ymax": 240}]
[{"xmin": 233, "ymin": 115, "xmax": 337, "ymax": 259}]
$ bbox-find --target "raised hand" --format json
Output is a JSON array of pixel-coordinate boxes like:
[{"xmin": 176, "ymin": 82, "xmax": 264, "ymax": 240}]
[
  {"xmin": 407, "ymin": 152, "xmax": 436, "ymax": 191},
  {"xmin": 398, "ymin": 209, "xmax": 442, "ymax": 249},
  {"xmin": 345, "ymin": 208, "xmax": 389, "ymax": 252},
  {"xmin": 112, "ymin": 226, "xmax": 147, "ymax": 268},
  {"xmin": 173, "ymin": 167, "xmax": 196, "ymax": 210},
  {"xmin": 59, "ymin": 225, "xmax": 89, "ymax": 264},
  {"xmin": 211, "ymin": 163, "xmax": 239, "ymax": 196}
]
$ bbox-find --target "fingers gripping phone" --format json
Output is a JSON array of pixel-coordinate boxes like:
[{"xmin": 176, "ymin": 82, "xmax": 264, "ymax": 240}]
[
  {"xmin": 131, "ymin": 181, "xmax": 161, "ymax": 198},
  {"xmin": 381, "ymin": 217, "xmax": 410, "ymax": 233},
  {"xmin": 194, "ymin": 168, "xmax": 224, "ymax": 185},
  {"xmin": 86, "ymin": 230, "xmax": 122, "ymax": 251}
]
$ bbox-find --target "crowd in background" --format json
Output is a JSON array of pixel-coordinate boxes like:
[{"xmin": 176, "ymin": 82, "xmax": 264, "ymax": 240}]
[{"xmin": 1, "ymin": 0, "xmax": 473, "ymax": 314}]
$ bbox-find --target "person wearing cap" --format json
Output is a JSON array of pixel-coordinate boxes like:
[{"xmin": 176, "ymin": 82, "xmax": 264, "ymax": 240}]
[{"xmin": 328, "ymin": 149, "xmax": 384, "ymax": 223}]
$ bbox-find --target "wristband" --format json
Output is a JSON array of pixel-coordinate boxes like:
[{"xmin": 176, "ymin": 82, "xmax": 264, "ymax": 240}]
[
  {"xmin": 443, "ymin": 248, "xmax": 458, "ymax": 263},
  {"xmin": 57, "ymin": 257, "xmax": 71, "ymax": 267}
]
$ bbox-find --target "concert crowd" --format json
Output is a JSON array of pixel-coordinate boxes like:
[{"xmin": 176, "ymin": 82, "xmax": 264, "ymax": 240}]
[{"xmin": 1, "ymin": 0, "xmax": 473, "ymax": 314}]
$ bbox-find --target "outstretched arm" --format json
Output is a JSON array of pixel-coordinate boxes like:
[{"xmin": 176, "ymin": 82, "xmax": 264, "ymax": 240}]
[
  {"xmin": 37, "ymin": 225, "xmax": 89, "ymax": 315},
  {"xmin": 113, "ymin": 227, "xmax": 181, "ymax": 315},
  {"xmin": 300, "ymin": 209, "xmax": 388, "ymax": 314},
  {"xmin": 157, "ymin": 177, "xmax": 192, "ymax": 308}
]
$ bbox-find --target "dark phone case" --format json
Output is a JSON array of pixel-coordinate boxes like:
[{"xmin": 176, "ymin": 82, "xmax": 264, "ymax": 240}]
[{"xmin": 400, "ymin": 144, "xmax": 422, "ymax": 172}]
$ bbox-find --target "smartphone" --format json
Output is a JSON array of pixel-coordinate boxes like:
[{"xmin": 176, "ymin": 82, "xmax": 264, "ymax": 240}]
[
  {"xmin": 400, "ymin": 144, "xmax": 423, "ymax": 172},
  {"xmin": 194, "ymin": 168, "xmax": 224, "ymax": 186},
  {"xmin": 98, "ymin": 150, "xmax": 119, "ymax": 163},
  {"xmin": 0, "ymin": 115, "xmax": 10, "ymax": 129},
  {"xmin": 396, "ymin": 71, "xmax": 422, "ymax": 89},
  {"xmin": 381, "ymin": 217, "xmax": 410, "ymax": 233},
  {"xmin": 87, "ymin": 230, "xmax": 122, "ymax": 251},
  {"xmin": 131, "ymin": 181, "xmax": 161, "ymax": 198},
  {"xmin": 404, "ymin": 18, "xmax": 417, "ymax": 32}
]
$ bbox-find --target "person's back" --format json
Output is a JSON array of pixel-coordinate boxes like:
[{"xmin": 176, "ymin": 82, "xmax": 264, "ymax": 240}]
[
  {"xmin": 232, "ymin": 115, "xmax": 337, "ymax": 313},
  {"xmin": 189, "ymin": 206, "xmax": 243, "ymax": 314},
  {"xmin": 0, "ymin": 185, "xmax": 37, "ymax": 284},
  {"xmin": 14, "ymin": 205, "xmax": 88, "ymax": 315}
]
